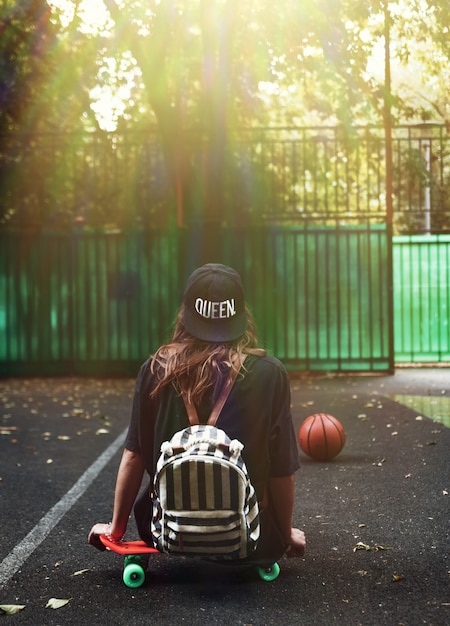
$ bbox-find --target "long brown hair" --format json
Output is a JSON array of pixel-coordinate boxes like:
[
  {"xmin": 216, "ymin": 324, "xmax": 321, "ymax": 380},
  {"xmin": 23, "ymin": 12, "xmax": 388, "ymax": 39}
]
[{"xmin": 150, "ymin": 304, "xmax": 265, "ymax": 405}]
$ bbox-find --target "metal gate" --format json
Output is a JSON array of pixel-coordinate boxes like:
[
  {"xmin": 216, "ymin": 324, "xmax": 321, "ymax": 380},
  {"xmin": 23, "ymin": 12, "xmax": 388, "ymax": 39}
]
[{"xmin": 0, "ymin": 226, "xmax": 392, "ymax": 375}]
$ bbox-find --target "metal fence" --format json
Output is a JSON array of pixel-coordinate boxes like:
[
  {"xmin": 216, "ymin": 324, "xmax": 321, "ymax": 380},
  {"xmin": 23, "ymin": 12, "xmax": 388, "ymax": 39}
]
[
  {"xmin": 226, "ymin": 125, "xmax": 449, "ymax": 232},
  {"xmin": 2, "ymin": 227, "xmax": 448, "ymax": 376},
  {"xmin": 1, "ymin": 124, "xmax": 449, "ymax": 375},
  {"xmin": 2, "ymin": 125, "xmax": 449, "ymax": 232}
]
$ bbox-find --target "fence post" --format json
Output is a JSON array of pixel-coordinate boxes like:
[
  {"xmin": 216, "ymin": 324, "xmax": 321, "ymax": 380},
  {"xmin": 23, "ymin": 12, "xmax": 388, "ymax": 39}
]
[{"xmin": 384, "ymin": 1, "xmax": 395, "ymax": 374}]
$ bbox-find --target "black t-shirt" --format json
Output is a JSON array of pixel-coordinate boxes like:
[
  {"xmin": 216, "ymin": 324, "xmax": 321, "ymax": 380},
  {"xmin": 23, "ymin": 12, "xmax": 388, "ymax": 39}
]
[{"xmin": 125, "ymin": 353, "xmax": 300, "ymax": 500}]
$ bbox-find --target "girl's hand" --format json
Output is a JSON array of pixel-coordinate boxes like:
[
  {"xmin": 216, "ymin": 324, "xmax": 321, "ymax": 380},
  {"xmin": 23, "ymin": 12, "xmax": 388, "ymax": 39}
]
[
  {"xmin": 285, "ymin": 528, "xmax": 306, "ymax": 558},
  {"xmin": 88, "ymin": 522, "xmax": 114, "ymax": 551}
]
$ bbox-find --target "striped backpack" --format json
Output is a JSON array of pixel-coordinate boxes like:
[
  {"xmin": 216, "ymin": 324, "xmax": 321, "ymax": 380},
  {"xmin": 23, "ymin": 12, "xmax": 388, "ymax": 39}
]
[{"xmin": 151, "ymin": 361, "xmax": 260, "ymax": 560}]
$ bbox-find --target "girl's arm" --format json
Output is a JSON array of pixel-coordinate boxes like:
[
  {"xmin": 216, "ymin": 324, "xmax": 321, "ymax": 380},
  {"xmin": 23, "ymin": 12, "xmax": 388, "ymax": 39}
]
[
  {"xmin": 88, "ymin": 448, "xmax": 145, "ymax": 549},
  {"xmin": 268, "ymin": 474, "xmax": 306, "ymax": 557}
]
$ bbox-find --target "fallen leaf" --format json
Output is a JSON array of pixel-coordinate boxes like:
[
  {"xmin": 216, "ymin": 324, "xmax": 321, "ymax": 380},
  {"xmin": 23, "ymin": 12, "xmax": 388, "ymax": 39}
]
[
  {"xmin": 95, "ymin": 428, "xmax": 109, "ymax": 435},
  {"xmin": 45, "ymin": 598, "xmax": 71, "ymax": 609},
  {"xmin": 57, "ymin": 435, "xmax": 71, "ymax": 441},
  {"xmin": 72, "ymin": 568, "xmax": 91, "ymax": 576},
  {"xmin": 0, "ymin": 604, "xmax": 26, "ymax": 615},
  {"xmin": 392, "ymin": 574, "xmax": 404, "ymax": 582},
  {"xmin": 374, "ymin": 545, "xmax": 392, "ymax": 551},
  {"xmin": 353, "ymin": 542, "xmax": 371, "ymax": 552}
]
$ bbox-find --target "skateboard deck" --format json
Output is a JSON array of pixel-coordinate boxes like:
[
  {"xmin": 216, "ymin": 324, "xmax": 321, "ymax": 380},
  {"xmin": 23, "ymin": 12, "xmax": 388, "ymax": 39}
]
[
  {"xmin": 100, "ymin": 534, "xmax": 280, "ymax": 588},
  {"xmin": 100, "ymin": 535, "xmax": 159, "ymax": 555}
]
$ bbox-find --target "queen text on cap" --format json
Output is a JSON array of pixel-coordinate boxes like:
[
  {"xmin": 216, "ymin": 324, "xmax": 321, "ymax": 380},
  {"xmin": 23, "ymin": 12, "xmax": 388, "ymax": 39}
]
[{"xmin": 195, "ymin": 297, "xmax": 236, "ymax": 320}]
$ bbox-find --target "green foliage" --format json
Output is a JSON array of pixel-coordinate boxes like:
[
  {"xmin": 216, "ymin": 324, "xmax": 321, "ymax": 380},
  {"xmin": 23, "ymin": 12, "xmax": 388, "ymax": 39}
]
[
  {"xmin": 0, "ymin": 0, "xmax": 449, "ymax": 231},
  {"xmin": 0, "ymin": 0, "xmax": 54, "ymax": 133},
  {"xmin": 2, "ymin": 1, "xmax": 448, "ymax": 132},
  {"xmin": 0, "ymin": 1, "xmax": 55, "ymax": 225}
]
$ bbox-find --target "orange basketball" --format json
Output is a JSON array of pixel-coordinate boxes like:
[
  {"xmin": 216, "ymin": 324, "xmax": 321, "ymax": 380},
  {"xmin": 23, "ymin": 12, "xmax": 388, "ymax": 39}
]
[{"xmin": 298, "ymin": 413, "xmax": 345, "ymax": 461}]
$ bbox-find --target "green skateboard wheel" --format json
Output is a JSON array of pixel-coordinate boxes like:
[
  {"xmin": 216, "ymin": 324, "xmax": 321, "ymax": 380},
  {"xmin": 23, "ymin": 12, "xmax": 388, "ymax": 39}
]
[
  {"xmin": 123, "ymin": 562, "xmax": 146, "ymax": 588},
  {"xmin": 257, "ymin": 562, "xmax": 280, "ymax": 582}
]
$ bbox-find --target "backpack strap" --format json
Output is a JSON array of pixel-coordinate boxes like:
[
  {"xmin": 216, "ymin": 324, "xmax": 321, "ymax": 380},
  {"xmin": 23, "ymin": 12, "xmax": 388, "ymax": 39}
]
[{"xmin": 182, "ymin": 355, "xmax": 247, "ymax": 427}]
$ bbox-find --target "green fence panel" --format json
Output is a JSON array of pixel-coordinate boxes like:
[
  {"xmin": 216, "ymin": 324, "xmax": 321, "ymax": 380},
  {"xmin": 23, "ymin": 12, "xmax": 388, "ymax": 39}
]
[
  {"xmin": 3, "ymin": 228, "xmax": 449, "ymax": 374},
  {"xmin": 193, "ymin": 225, "xmax": 391, "ymax": 372},
  {"xmin": 0, "ymin": 230, "xmax": 181, "ymax": 376},
  {"xmin": 261, "ymin": 225, "xmax": 390, "ymax": 371},
  {"xmin": 0, "ymin": 232, "xmax": 69, "ymax": 369},
  {"xmin": 393, "ymin": 234, "xmax": 450, "ymax": 363},
  {"xmin": 69, "ymin": 231, "xmax": 180, "ymax": 373}
]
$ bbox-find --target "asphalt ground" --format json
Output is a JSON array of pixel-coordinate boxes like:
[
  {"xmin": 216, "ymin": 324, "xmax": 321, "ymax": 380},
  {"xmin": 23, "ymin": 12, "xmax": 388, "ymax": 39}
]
[{"xmin": 0, "ymin": 369, "xmax": 449, "ymax": 625}]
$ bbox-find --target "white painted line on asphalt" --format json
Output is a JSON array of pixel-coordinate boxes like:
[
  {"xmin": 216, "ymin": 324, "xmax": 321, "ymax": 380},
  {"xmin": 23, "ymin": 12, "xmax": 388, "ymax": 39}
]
[{"xmin": 0, "ymin": 428, "xmax": 127, "ymax": 589}]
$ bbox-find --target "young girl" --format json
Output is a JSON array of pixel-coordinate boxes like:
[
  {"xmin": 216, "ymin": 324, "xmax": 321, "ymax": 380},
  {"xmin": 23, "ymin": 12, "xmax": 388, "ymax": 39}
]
[{"xmin": 89, "ymin": 263, "xmax": 306, "ymax": 561}]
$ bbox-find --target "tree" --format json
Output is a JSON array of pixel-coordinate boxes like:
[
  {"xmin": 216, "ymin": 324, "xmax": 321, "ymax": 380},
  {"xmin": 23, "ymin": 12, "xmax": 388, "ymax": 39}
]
[
  {"xmin": 0, "ymin": 0, "xmax": 107, "ymax": 227},
  {"xmin": 1, "ymin": 0, "xmax": 449, "ymax": 232},
  {"xmin": 97, "ymin": 1, "xmax": 450, "ymax": 221},
  {"xmin": 99, "ymin": 0, "xmax": 386, "ymax": 233}
]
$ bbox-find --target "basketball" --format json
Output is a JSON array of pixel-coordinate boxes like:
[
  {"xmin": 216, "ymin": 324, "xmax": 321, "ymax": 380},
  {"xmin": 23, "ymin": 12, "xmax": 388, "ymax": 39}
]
[{"xmin": 298, "ymin": 413, "xmax": 345, "ymax": 461}]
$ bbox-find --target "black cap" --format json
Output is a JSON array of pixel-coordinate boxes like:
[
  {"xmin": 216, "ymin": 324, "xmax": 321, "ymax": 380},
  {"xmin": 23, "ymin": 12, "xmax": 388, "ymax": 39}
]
[{"xmin": 183, "ymin": 264, "xmax": 247, "ymax": 342}]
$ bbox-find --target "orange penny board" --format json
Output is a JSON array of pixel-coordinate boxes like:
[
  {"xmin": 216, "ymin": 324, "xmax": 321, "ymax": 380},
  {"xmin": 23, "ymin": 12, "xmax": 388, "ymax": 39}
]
[{"xmin": 100, "ymin": 534, "xmax": 159, "ymax": 555}]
